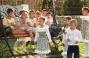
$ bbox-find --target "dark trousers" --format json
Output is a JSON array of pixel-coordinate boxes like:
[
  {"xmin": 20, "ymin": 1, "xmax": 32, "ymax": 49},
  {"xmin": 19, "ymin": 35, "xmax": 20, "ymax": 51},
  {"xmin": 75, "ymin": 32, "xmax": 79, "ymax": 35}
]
[{"xmin": 67, "ymin": 45, "xmax": 80, "ymax": 58}]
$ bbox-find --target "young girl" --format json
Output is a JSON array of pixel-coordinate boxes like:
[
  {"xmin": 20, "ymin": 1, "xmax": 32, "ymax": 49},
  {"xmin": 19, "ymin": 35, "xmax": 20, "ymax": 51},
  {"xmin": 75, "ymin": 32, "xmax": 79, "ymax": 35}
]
[
  {"xmin": 13, "ymin": 10, "xmax": 31, "ymax": 52},
  {"xmin": 75, "ymin": 7, "xmax": 89, "ymax": 56},
  {"xmin": 34, "ymin": 17, "xmax": 52, "ymax": 58},
  {"xmin": 61, "ymin": 17, "xmax": 71, "ymax": 58}
]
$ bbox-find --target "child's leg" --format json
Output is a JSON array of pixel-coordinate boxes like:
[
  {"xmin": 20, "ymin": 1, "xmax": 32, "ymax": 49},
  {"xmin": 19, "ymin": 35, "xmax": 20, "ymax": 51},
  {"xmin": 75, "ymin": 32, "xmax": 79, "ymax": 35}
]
[
  {"xmin": 28, "ymin": 30, "xmax": 34, "ymax": 41},
  {"xmin": 85, "ymin": 43, "xmax": 89, "ymax": 55},
  {"xmin": 22, "ymin": 41, "xmax": 27, "ymax": 52},
  {"xmin": 74, "ymin": 46, "xmax": 79, "ymax": 58},
  {"xmin": 67, "ymin": 46, "xmax": 73, "ymax": 58},
  {"xmin": 13, "ymin": 39, "xmax": 20, "ymax": 51}
]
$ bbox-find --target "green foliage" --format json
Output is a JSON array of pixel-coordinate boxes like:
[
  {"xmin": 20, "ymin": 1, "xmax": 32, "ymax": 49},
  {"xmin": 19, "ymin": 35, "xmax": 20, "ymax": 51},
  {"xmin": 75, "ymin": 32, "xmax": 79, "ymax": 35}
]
[{"xmin": 61, "ymin": 0, "xmax": 84, "ymax": 15}]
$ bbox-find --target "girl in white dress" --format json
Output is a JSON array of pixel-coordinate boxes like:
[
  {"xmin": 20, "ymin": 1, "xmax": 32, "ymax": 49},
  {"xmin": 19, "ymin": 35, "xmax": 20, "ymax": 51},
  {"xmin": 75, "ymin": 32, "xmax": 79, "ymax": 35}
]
[
  {"xmin": 61, "ymin": 17, "xmax": 71, "ymax": 58},
  {"xmin": 34, "ymin": 17, "xmax": 52, "ymax": 58},
  {"xmin": 75, "ymin": 7, "xmax": 89, "ymax": 56}
]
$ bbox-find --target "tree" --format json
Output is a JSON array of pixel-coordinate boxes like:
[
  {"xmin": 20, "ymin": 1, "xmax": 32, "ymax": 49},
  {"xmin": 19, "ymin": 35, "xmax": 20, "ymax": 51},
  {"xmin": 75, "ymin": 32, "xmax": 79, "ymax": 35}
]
[{"xmin": 61, "ymin": 0, "xmax": 83, "ymax": 15}]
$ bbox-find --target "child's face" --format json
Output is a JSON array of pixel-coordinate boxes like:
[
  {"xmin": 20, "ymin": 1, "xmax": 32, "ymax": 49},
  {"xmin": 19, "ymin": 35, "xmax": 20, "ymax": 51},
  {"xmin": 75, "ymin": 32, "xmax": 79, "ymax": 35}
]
[
  {"xmin": 41, "ymin": 11, "xmax": 47, "ymax": 16},
  {"xmin": 47, "ymin": 14, "xmax": 52, "ymax": 18},
  {"xmin": 8, "ymin": 12, "xmax": 14, "ymax": 17},
  {"xmin": 70, "ymin": 23, "xmax": 76, "ymax": 30},
  {"xmin": 64, "ymin": 18, "xmax": 70, "ymax": 25},
  {"xmin": 21, "ymin": 12, "xmax": 26, "ymax": 17},
  {"xmin": 82, "ymin": 9, "xmax": 88, "ymax": 16},
  {"xmin": 35, "ymin": 14, "xmax": 41, "ymax": 18},
  {"xmin": 38, "ymin": 19, "xmax": 44, "ymax": 25},
  {"xmin": 29, "ymin": 12, "xmax": 35, "ymax": 18}
]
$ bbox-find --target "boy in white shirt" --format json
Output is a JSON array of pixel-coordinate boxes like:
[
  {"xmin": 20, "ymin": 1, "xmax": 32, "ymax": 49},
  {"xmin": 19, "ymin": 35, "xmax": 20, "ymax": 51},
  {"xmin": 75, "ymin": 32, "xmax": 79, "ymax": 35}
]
[
  {"xmin": 26, "ymin": 10, "xmax": 36, "ymax": 44},
  {"xmin": 66, "ymin": 20, "xmax": 82, "ymax": 58}
]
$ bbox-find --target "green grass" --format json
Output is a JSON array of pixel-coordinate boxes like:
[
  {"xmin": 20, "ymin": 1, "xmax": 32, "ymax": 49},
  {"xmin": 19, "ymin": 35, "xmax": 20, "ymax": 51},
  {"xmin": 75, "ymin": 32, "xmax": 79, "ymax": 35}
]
[{"xmin": 0, "ymin": 39, "xmax": 86, "ymax": 58}]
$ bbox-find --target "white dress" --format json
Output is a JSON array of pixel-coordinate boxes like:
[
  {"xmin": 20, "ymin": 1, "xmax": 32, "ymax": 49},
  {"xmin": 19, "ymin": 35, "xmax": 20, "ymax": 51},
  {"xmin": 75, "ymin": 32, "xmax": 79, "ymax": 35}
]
[
  {"xmin": 80, "ymin": 16, "xmax": 89, "ymax": 40},
  {"xmin": 34, "ymin": 25, "xmax": 52, "ymax": 54},
  {"xmin": 61, "ymin": 27, "xmax": 71, "ymax": 56}
]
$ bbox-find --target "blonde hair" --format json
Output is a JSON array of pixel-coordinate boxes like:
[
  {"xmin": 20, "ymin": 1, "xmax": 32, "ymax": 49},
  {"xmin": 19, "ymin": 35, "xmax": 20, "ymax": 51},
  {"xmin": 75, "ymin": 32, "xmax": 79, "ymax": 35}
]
[{"xmin": 70, "ymin": 19, "xmax": 78, "ymax": 26}]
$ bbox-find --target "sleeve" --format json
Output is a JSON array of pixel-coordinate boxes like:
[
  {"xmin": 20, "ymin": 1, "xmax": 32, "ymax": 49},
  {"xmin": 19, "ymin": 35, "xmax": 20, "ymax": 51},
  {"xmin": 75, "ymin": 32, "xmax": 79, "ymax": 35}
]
[
  {"xmin": 80, "ymin": 16, "xmax": 89, "ymax": 21},
  {"xmin": 3, "ymin": 18, "xmax": 7, "ymax": 26},
  {"xmin": 78, "ymin": 31, "xmax": 82, "ymax": 42},
  {"xmin": 34, "ymin": 27, "xmax": 39, "ymax": 42},
  {"xmin": 46, "ymin": 26, "xmax": 52, "ymax": 42}
]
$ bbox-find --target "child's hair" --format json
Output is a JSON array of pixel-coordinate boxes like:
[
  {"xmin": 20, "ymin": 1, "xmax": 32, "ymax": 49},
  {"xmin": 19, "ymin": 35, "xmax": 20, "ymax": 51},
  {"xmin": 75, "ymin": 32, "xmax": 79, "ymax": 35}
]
[
  {"xmin": 7, "ymin": 8, "xmax": 13, "ymax": 13},
  {"xmin": 29, "ymin": 9, "xmax": 35, "ymax": 13},
  {"xmin": 70, "ymin": 19, "xmax": 78, "ymax": 26},
  {"xmin": 39, "ymin": 17, "xmax": 45, "ymax": 21},
  {"xmin": 46, "ymin": 12, "xmax": 52, "ymax": 16},
  {"xmin": 19, "ymin": 10, "xmax": 25, "ymax": 15},
  {"xmin": 64, "ymin": 16, "xmax": 71, "ymax": 21},
  {"xmin": 42, "ymin": 9, "xmax": 47, "ymax": 12},
  {"xmin": 36, "ymin": 11, "xmax": 41, "ymax": 15},
  {"xmin": 82, "ymin": 7, "xmax": 89, "ymax": 12}
]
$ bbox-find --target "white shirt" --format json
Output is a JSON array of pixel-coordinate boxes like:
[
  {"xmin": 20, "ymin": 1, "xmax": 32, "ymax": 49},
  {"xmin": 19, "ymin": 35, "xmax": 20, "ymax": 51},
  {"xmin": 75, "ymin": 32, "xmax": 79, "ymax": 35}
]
[
  {"xmin": 26, "ymin": 18, "xmax": 36, "ymax": 26},
  {"xmin": 34, "ymin": 25, "xmax": 52, "ymax": 42},
  {"xmin": 80, "ymin": 16, "xmax": 89, "ymax": 21},
  {"xmin": 45, "ymin": 18, "xmax": 53, "ymax": 26},
  {"xmin": 66, "ymin": 29, "xmax": 82, "ymax": 45}
]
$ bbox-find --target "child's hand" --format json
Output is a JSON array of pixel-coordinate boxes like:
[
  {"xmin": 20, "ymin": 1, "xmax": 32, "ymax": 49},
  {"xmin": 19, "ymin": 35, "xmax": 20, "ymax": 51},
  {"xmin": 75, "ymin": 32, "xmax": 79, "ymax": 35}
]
[
  {"xmin": 34, "ymin": 42, "xmax": 37, "ymax": 44},
  {"xmin": 61, "ymin": 43, "xmax": 65, "ymax": 46},
  {"xmin": 49, "ymin": 42, "xmax": 52, "ymax": 44},
  {"xmin": 67, "ymin": 38, "xmax": 71, "ymax": 42},
  {"xmin": 10, "ymin": 22, "xmax": 14, "ymax": 26},
  {"xmin": 75, "ymin": 41, "xmax": 78, "ymax": 44}
]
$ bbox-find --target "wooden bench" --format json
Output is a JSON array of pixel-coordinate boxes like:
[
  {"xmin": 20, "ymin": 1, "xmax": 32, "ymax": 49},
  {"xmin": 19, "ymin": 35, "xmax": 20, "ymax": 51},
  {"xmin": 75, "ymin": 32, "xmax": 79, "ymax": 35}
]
[{"xmin": 12, "ymin": 29, "xmax": 29, "ymax": 38}]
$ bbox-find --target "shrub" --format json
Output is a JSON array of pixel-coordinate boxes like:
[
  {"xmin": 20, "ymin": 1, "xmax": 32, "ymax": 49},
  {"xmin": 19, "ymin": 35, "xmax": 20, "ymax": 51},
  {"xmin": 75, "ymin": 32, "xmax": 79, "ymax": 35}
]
[{"xmin": 61, "ymin": 0, "xmax": 83, "ymax": 15}]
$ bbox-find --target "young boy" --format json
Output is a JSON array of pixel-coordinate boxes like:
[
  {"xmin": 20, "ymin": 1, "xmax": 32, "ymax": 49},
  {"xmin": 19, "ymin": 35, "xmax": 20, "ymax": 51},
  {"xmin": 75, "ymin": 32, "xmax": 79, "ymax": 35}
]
[
  {"xmin": 3, "ymin": 8, "xmax": 18, "ymax": 29},
  {"xmin": 26, "ymin": 9, "xmax": 36, "ymax": 43},
  {"xmin": 41, "ymin": 9, "xmax": 47, "ymax": 18},
  {"xmin": 35, "ymin": 11, "xmax": 41, "ymax": 27},
  {"xmin": 66, "ymin": 19, "xmax": 82, "ymax": 58}
]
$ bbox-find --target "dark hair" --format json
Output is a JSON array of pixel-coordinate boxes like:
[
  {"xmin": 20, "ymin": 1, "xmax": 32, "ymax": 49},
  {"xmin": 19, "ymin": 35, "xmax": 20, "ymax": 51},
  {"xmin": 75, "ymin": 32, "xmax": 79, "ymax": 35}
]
[
  {"xmin": 39, "ymin": 17, "xmax": 45, "ymax": 21},
  {"xmin": 19, "ymin": 10, "xmax": 25, "ymax": 15},
  {"xmin": 7, "ymin": 8, "xmax": 13, "ymax": 13},
  {"xmin": 29, "ymin": 9, "xmax": 35, "ymax": 13},
  {"xmin": 47, "ymin": 12, "xmax": 52, "ymax": 15},
  {"xmin": 82, "ymin": 7, "xmax": 89, "ymax": 12},
  {"xmin": 64, "ymin": 16, "xmax": 71, "ymax": 21},
  {"xmin": 42, "ymin": 9, "xmax": 47, "ymax": 12}
]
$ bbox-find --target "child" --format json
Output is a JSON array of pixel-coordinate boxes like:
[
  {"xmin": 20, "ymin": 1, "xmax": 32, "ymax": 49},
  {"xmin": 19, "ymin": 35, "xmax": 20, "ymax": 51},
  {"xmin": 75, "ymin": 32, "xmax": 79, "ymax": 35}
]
[
  {"xmin": 26, "ymin": 9, "xmax": 36, "ymax": 42},
  {"xmin": 41, "ymin": 9, "xmax": 47, "ymax": 18},
  {"xmin": 13, "ymin": 10, "xmax": 31, "ymax": 52},
  {"xmin": 75, "ymin": 7, "xmax": 89, "ymax": 56},
  {"xmin": 3, "ymin": 8, "xmax": 18, "ymax": 29},
  {"xmin": 66, "ymin": 19, "xmax": 82, "ymax": 58},
  {"xmin": 34, "ymin": 17, "xmax": 52, "ymax": 58},
  {"xmin": 45, "ymin": 12, "xmax": 53, "ymax": 27},
  {"xmin": 35, "ymin": 11, "xmax": 41, "ymax": 27},
  {"xmin": 61, "ymin": 17, "xmax": 71, "ymax": 58}
]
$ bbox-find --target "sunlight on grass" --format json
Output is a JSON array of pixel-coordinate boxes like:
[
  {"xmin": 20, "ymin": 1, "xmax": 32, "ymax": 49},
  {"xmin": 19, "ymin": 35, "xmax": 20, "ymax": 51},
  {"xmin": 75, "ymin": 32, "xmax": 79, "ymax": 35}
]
[{"xmin": 0, "ymin": 39, "xmax": 86, "ymax": 58}]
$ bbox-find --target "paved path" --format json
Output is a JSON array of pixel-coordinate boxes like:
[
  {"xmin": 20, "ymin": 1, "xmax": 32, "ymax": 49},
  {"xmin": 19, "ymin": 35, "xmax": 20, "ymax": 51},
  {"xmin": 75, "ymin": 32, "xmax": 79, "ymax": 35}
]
[{"xmin": 12, "ymin": 54, "xmax": 59, "ymax": 58}]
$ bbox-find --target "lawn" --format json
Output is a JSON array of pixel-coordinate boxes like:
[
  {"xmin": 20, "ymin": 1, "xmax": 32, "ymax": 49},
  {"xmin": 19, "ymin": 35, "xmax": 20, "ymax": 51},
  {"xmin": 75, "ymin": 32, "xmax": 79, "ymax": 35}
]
[{"xmin": 0, "ymin": 39, "xmax": 86, "ymax": 58}]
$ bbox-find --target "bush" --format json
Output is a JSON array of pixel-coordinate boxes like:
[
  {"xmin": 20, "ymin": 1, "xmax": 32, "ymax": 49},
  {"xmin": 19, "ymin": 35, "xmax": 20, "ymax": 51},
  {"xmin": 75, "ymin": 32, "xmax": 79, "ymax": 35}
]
[{"xmin": 61, "ymin": 0, "xmax": 83, "ymax": 15}]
